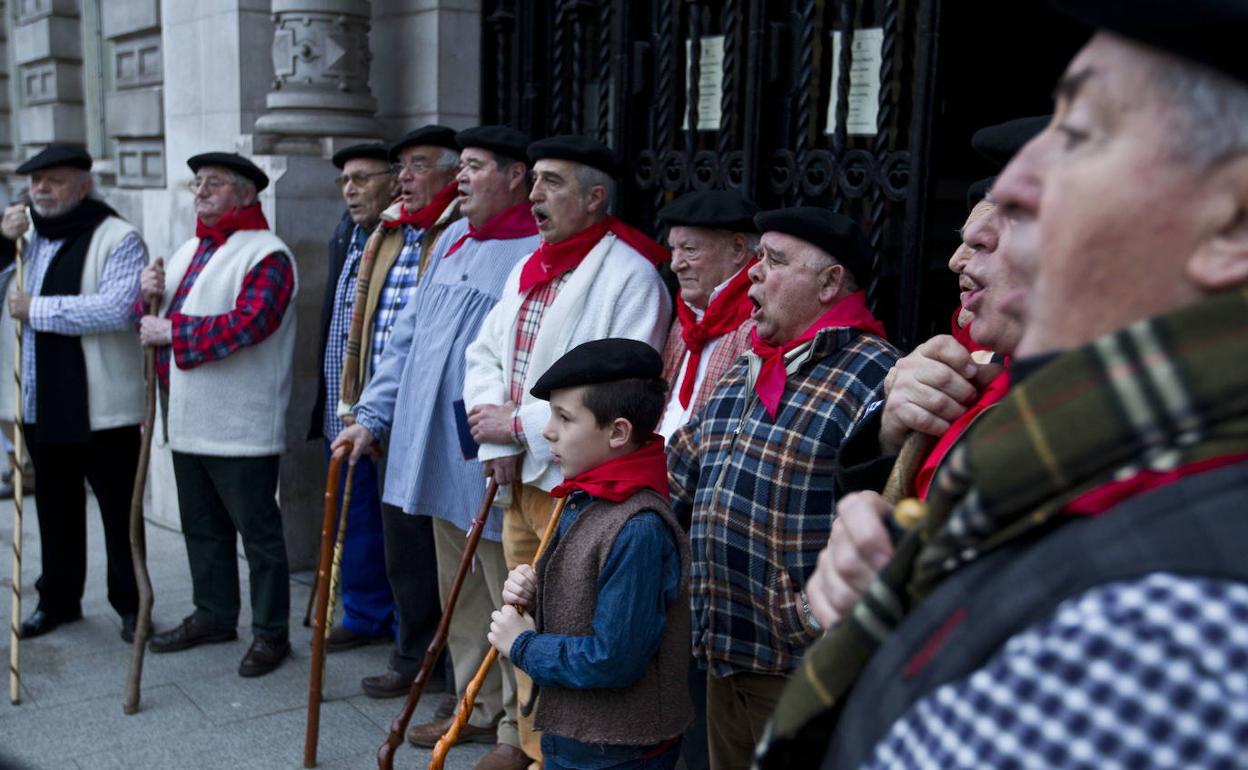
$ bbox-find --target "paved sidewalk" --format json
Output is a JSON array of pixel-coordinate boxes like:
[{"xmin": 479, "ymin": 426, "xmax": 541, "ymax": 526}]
[{"xmin": 0, "ymin": 494, "xmax": 491, "ymax": 769}]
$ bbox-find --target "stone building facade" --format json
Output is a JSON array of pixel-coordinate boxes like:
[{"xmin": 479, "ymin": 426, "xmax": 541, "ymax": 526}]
[{"xmin": 0, "ymin": 0, "xmax": 482, "ymax": 567}]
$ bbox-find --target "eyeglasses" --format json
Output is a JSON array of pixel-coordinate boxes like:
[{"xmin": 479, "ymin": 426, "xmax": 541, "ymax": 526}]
[
  {"xmin": 391, "ymin": 160, "xmax": 435, "ymax": 175},
  {"xmin": 184, "ymin": 177, "xmax": 232, "ymax": 194},
  {"xmin": 335, "ymin": 169, "xmax": 394, "ymax": 189}
]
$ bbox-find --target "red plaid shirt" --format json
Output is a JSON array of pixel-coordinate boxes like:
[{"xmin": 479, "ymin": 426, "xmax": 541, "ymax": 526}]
[
  {"xmin": 509, "ymin": 271, "xmax": 572, "ymax": 441},
  {"xmin": 142, "ymin": 238, "xmax": 295, "ymax": 389},
  {"xmin": 660, "ymin": 315, "xmax": 756, "ymax": 421}
]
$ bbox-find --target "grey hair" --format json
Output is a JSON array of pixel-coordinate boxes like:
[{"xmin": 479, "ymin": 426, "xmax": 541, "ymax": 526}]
[
  {"xmin": 741, "ymin": 232, "xmax": 761, "ymax": 254},
  {"xmin": 574, "ymin": 164, "xmax": 616, "ymax": 211},
  {"xmin": 225, "ymin": 170, "xmax": 258, "ymax": 204},
  {"xmin": 1152, "ymin": 56, "xmax": 1248, "ymax": 167},
  {"xmin": 437, "ymin": 147, "xmax": 460, "ymax": 172}
]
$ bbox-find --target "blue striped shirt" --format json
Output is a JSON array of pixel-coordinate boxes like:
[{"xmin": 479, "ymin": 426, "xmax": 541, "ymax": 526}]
[{"xmin": 322, "ymin": 224, "xmax": 369, "ymax": 438}]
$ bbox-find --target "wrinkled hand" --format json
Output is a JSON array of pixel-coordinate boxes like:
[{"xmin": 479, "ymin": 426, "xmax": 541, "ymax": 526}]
[
  {"xmin": 502, "ymin": 564, "xmax": 537, "ymax": 609},
  {"xmin": 140, "ymin": 259, "xmax": 166, "ymax": 306},
  {"xmin": 879, "ymin": 335, "xmax": 980, "ymax": 455},
  {"xmin": 482, "ymin": 455, "xmax": 521, "ymax": 486},
  {"xmin": 805, "ymin": 492, "xmax": 894, "ymax": 629},
  {"xmin": 469, "ymin": 401, "xmax": 518, "ymax": 444},
  {"xmin": 332, "ymin": 422, "xmax": 380, "ymax": 465},
  {"xmin": 488, "ymin": 604, "xmax": 534, "ymax": 659},
  {"xmin": 7, "ymin": 291, "xmax": 31, "ymax": 322},
  {"xmin": 139, "ymin": 315, "xmax": 172, "ymax": 347},
  {"xmin": 1, "ymin": 204, "xmax": 28, "ymax": 241}
]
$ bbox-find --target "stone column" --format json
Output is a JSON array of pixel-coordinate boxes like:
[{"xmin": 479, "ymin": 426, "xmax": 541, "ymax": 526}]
[
  {"xmin": 0, "ymin": 1, "xmax": 13, "ymax": 158},
  {"xmin": 10, "ymin": 0, "xmax": 84, "ymax": 147},
  {"xmin": 253, "ymin": 0, "xmax": 383, "ymax": 153},
  {"xmin": 102, "ymin": 0, "xmax": 165, "ymax": 189}
]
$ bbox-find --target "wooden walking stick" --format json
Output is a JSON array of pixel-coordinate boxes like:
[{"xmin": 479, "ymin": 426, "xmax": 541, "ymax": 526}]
[
  {"xmin": 303, "ymin": 450, "xmax": 354, "ymax": 768},
  {"xmin": 428, "ymin": 495, "xmax": 569, "ymax": 770},
  {"xmin": 377, "ymin": 479, "xmax": 499, "ymax": 770},
  {"xmin": 324, "ymin": 462, "xmax": 356, "ymax": 642},
  {"xmin": 8, "ymin": 228, "xmax": 26, "ymax": 706},
  {"xmin": 123, "ymin": 281, "xmax": 162, "ymax": 715}
]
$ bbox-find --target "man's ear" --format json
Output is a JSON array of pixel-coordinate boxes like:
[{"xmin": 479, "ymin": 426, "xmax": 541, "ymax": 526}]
[
  {"xmin": 730, "ymin": 233, "xmax": 752, "ymax": 269},
  {"xmin": 607, "ymin": 416, "xmax": 634, "ymax": 449},
  {"xmin": 1189, "ymin": 156, "xmax": 1248, "ymax": 292},
  {"xmin": 817, "ymin": 262, "xmax": 846, "ymax": 304},
  {"xmin": 508, "ymin": 162, "xmax": 528, "ymax": 194},
  {"xmin": 586, "ymin": 184, "xmax": 608, "ymax": 215}
]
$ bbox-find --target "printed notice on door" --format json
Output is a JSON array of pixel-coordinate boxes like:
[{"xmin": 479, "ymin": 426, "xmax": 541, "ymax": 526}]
[
  {"xmin": 825, "ymin": 28, "xmax": 883, "ymax": 137},
  {"xmin": 683, "ymin": 36, "xmax": 724, "ymax": 132}
]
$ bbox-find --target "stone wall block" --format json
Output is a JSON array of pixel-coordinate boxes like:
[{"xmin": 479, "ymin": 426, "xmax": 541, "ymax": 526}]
[
  {"xmin": 115, "ymin": 138, "xmax": 164, "ymax": 187},
  {"xmin": 99, "ymin": 0, "xmax": 160, "ymax": 39},
  {"xmin": 14, "ymin": 0, "xmax": 77, "ymax": 23},
  {"xmin": 18, "ymin": 102, "xmax": 85, "ymax": 144},
  {"xmin": 105, "ymin": 87, "xmax": 163, "ymax": 136},
  {"xmin": 12, "ymin": 14, "xmax": 81, "ymax": 64},
  {"xmin": 19, "ymin": 60, "xmax": 81, "ymax": 105},
  {"xmin": 112, "ymin": 32, "xmax": 163, "ymax": 89}
]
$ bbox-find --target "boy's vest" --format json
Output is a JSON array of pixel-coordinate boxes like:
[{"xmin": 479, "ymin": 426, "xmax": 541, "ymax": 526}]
[{"xmin": 528, "ymin": 488, "xmax": 694, "ymax": 746}]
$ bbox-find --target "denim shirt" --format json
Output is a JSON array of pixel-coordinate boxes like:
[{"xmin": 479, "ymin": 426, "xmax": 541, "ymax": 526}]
[{"xmin": 510, "ymin": 490, "xmax": 682, "ymax": 768}]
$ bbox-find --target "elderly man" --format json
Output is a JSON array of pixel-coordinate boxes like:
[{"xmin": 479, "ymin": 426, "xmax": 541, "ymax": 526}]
[
  {"xmin": 306, "ymin": 142, "xmax": 399, "ymax": 651},
  {"xmin": 655, "ymin": 190, "xmax": 758, "ymax": 441},
  {"xmin": 463, "ymin": 134, "xmax": 671, "ymax": 769},
  {"xmin": 0, "ymin": 144, "xmax": 147, "ymax": 642},
  {"xmin": 384, "ymin": 124, "xmax": 462, "ymax": 280},
  {"xmin": 139, "ymin": 152, "xmax": 297, "ymax": 678},
  {"xmin": 667, "ymin": 207, "xmax": 897, "ymax": 769},
  {"xmin": 337, "ymin": 124, "xmax": 540, "ymax": 764},
  {"xmin": 757, "ymin": 2, "xmax": 1248, "ymax": 767}
]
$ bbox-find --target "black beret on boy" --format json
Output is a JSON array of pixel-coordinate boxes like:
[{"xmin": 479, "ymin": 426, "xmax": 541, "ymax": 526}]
[
  {"xmin": 187, "ymin": 152, "xmax": 269, "ymax": 192},
  {"xmin": 530, "ymin": 339, "xmax": 663, "ymax": 401},
  {"xmin": 17, "ymin": 143, "xmax": 92, "ymax": 174},
  {"xmin": 527, "ymin": 135, "xmax": 620, "ymax": 178},
  {"xmin": 456, "ymin": 125, "xmax": 532, "ymax": 162},
  {"xmin": 389, "ymin": 125, "xmax": 460, "ymax": 161},
  {"xmin": 754, "ymin": 207, "xmax": 873, "ymax": 283},
  {"xmin": 332, "ymin": 142, "xmax": 391, "ymax": 169},
  {"xmin": 657, "ymin": 190, "xmax": 760, "ymax": 233}
]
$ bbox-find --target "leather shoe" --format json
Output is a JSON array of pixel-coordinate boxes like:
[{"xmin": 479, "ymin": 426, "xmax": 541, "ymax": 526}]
[
  {"xmin": 361, "ymin": 668, "xmax": 415, "ymax": 699},
  {"xmin": 407, "ymin": 715, "xmax": 497, "ymax": 748},
  {"xmin": 19, "ymin": 607, "xmax": 82, "ymax": 639},
  {"xmin": 149, "ymin": 615, "xmax": 237, "ymax": 653},
  {"xmin": 119, "ymin": 613, "xmax": 150, "ymax": 644},
  {"xmin": 473, "ymin": 744, "xmax": 531, "ymax": 770},
  {"xmin": 325, "ymin": 625, "xmax": 389, "ymax": 653},
  {"xmin": 238, "ymin": 635, "xmax": 291, "ymax": 677}
]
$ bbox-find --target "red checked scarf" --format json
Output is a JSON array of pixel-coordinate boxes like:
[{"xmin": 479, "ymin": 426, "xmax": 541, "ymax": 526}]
[
  {"xmin": 674, "ymin": 263, "xmax": 756, "ymax": 407},
  {"xmin": 750, "ymin": 291, "xmax": 887, "ymax": 419},
  {"xmin": 519, "ymin": 216, "xmax": 669, "ymax": 294},
  {"xmin": 195, "ymin": 203, "xmax": 269, "ymax": 247},
  {"xmin": 384, "ymin": 182, "xmax": 458, "ymax": 230},
  {"xmin": 443, "ymin": 201, "xmax": 538, "ymax": 257},
  {"xmin": 550, "ymin": 434, "xmax": 671, "ymax": 502}
]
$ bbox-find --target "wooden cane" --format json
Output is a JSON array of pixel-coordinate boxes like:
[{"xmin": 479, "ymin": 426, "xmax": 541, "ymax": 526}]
[
  {"xmin": 304, "ymin": 450, "xmax": 348, "ymax": 768},
  {"xmin": 324, "ymin": 463, "xmax": 356, "ymax": 642},
  {"xmin": 428, "ymin": 495, "xmax": 569, "ymax": 770},
  {"xmin": 377, "ymin": 479, "xmax": 499, "ymax": 770},
  {"xmin": 123, "ymin": 286, "xmax": 162, "ymax": 715},
  {"xmin": 8, "ymin": 230, "xmax": 25, "ymax": 705}
]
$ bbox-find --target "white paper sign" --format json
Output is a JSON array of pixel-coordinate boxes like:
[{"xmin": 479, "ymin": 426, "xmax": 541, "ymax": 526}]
[
  {"xmin": 683, "ymin": 35, "xmax": 725, "ymax": 132},
  {"xmin": 825, "ymin": 28, "xmax": 883, "ymax": 137}
]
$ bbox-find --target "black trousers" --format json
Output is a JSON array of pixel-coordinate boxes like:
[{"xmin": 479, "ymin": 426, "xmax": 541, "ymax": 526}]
[
  {"xmin": 381, "ymin": 503, "xmax": 441, "ymax": 675},
  {"xmin": 171, "ymin": 452, "xmax": 290, "ymax": 639},
  {"xmin": 25, "ymin": 424, "xmax": 141, "ymax": 617}
]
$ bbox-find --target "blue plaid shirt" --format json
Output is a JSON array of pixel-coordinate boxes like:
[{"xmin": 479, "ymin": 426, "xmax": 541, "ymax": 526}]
[
  {"xmin": 370, "ymin": 224, "xmax": 423, "ymax": 374},
  {"xmin": 322, "ymin": 224, "xmax": 369, "ymax": 438},
  {"xmin": 668, "ymin": 328, "xmax": 898, "ymax": 677}
]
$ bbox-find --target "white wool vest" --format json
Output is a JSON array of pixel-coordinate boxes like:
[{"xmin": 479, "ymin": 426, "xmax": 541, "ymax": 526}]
[
  {"xmin": 160, "ymin": 229, "xmax": 298, "ymax": 457},
  {"xmin": 80, "ymin": 216, "xmax": 147, "ymax": 430}
]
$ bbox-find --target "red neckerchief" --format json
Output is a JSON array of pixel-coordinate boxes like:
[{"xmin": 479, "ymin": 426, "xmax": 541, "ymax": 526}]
[
  {"xmin": 550, "ymin": 434, "xmax": 671, "ymax": 502},
  {"xmin": 749, "ymin": 291, "xmax": 887, "ymax": 419},
  {"xmin": 674, "ymin": 262, "xmax": 756, "ymax": 407},
  {"xmin": 914, "ymin": 368, "xmax": 1011, "ymax": 499},
  {"xmin": 443, "ymin": 201, "xmax": 538, "ymax": 258},
  {"xmin": 949, "ymin": 306, "xmax": 991, "ymax": 354},
  {"xmin": 195, "ymin": 203, "xmax": 269, "ymax": 248},
  {"xmin": 384, "ymin": 182, "xmax": 458, "ymax": 230},
  {"xmin": 519, "ymin": 216, "xmax": 669, "ymax": 294},
  {"xmin": 1063, "ymin": 453, "xmax": 1248, "ymax": 517}
]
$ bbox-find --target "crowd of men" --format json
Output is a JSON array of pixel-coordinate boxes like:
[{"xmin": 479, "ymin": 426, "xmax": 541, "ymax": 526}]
[{"xmin": 3, "ymin": 0, "xmax": 1247, "ymax": 767}]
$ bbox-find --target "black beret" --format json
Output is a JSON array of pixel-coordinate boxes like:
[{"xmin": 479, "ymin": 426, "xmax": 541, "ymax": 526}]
[
  {"xmin": 456, "ymin": 125, "xmax": 531, "ymax": 162},
  {"xmin": 16, "ymin": 143, "xmax": 92, "ymax": 174},
  {"xmin": 527, "ymin": 135, "xmax": 620, "ymax": 178},
  {"xmin": 971, "ymin": 116, "xmax": 1050, "ymax": 170},
  {"xmin": 187, "ymin": 152, "xmax": 269, "ymax": 192},
  {"xmin": 389, "ymin": 125, "xmax": 459, "ymax": 161},
  {"xmin": 754, "ymin": 207, "xmax": 874, "ymax": 283},
  {"xmin": 332, "ymin": 142, "xmax": 391, "ymax": 169},
  {"xmin": 530, "ymin": 339, "xmax": 663, "ymax": 401},
  {"xmin": 967, "ymin": 176, "xmax": 997, "ymax": 211},
  {"xmin": 1050, "ymin": 0, "xmax": 1248, "ymax": 87},
  {"xmin": 657, "ymin": 190, "xmax": 760, "ymax": 233}
]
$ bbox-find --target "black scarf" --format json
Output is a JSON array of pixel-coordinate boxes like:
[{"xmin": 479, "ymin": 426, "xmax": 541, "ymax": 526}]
[{"xmin": 29, "ymin": 198, "xmax": 118, "ymax": 444}]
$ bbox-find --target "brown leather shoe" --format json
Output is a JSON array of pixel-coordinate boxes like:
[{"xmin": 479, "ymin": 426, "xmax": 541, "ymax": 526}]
[
  {"xmin": 472, "ymin": 744, "xmax": 531, "ymax": 770},
  {"xmin": 238, "ymin": 635, "xmax": 291, "ymax": 677},
  {"xmin": 148, "ymin": 615, "xmax": 237, "ymax": 653},
  {"xmin": 361, "ymin": 668, "xmax": 414, "ymax": 698},
  {"xmin": 406, "ymin": 715, "xmax": 497, "ymax": 748},
  {"xmin": 325, "ymin": 625, "xmax": 389, "ymax": 653}
]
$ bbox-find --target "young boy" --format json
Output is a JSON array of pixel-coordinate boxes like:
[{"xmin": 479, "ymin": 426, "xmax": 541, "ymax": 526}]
[{"xmin": 488, "ymin": 338, "xmax": 692, "ymax": 769}]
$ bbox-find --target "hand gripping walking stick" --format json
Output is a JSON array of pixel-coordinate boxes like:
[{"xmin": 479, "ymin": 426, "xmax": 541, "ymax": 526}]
[
  {"xmin": 123, "ymin": 274, "xmax": 163, "ymax": 715},
  {"xmin": 428, "ymin": 495, "xmax": 569, "ymax": 770},
  {"xmin": 377, "ymin": 479, "xmax": 499, "ymax": 770},
  {"xmin": 8, "ymin": 228, "xmax": 26, "ymax": 705},
  {"xmin": 304, "ymin": 450, "xmax": 355, "ymax": 768}
]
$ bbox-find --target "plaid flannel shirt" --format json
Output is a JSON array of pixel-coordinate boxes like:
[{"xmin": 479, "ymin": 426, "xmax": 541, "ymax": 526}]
[
  {"xmin": 368, "ymin": 223, "xmax": 423, "ymax": 374},
  {"xmin": 321, "ymin": 224, "xmax": 369, "ymax": 437},
  {"xmin": 508, "ymin": 271, "xmax": 571, "ymax": 440},
  {"xmin": 668, "ymin": 327, "xmax": 898, "ymax": 677},
  {"xmin": 659, "ymin": 315, "xmax": 755, "ymax": 430}
]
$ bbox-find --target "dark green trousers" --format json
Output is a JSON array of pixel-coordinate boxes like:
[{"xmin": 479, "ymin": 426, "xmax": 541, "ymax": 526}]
[{"xmin": 171, "ymin": 452, "xmax": 290, "ymax": 638}]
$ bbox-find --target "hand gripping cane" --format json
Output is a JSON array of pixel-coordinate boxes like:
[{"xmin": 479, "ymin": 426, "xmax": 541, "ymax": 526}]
[
  {"xmin": 123, "ymin": 274, "xmax": 163, "ymax": 715},
  {"xmin": 304, "ymin": 450, "xmax": 355, "ymax": 768},
  {"xmin": 8, "ymin": 228, "xmax": 26, "ymax": 705},
  {"xmin": 428, "ymin": 495, "xmax": 570, "ymax": 770},
  {"xmin": 377, "ymin": 479, "xmax": 499, "ymax": 770}
]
